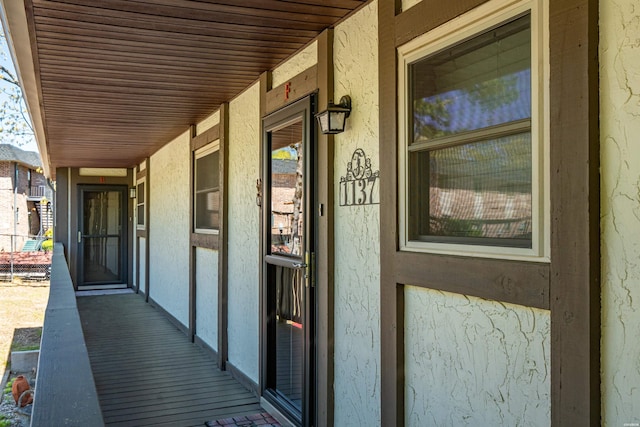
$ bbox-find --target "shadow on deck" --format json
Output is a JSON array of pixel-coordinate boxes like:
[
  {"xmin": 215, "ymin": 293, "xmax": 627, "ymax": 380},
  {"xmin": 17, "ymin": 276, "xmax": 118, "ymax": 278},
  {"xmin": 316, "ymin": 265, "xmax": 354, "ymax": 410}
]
[{"xmin": 77, "ymin": 293, "xmax": 263, "ymax": 427}]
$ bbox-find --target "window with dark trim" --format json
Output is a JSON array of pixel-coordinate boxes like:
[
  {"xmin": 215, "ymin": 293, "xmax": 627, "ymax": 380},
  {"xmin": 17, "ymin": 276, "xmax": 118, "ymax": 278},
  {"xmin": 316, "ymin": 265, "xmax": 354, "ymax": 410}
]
[
  {"xmin": 398, "ymin": 6, "xmax": 545, "ymax": 259},
  {"xmin": 194, "ymin": 142, "xmax": 220, "ymax": 234},
  {"xmin": 136, "ymin": 180, "xmax": 145, "ymax": 229}
]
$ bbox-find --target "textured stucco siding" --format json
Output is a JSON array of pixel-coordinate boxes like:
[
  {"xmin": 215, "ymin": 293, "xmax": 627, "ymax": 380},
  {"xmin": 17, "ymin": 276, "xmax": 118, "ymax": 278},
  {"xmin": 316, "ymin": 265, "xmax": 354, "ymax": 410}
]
[
  {"xmin": 402, "ymin": 0, "xmax": 422, "ymax": 12},
  {"xmin": 139, "ymin": 236, "xmax": 146, "ymax": 295},
  {"xmin": 600, "ymin": 0, "xmax": 640, "ymax": 424},
  {"xmin": 197, "ymin": 110, "xmax": 220, "ymax": 135},
  {"xmin": 196, "ymin": 247, "xmax": 218, "ymax": 351},
  {"xmin": 271, "ymin": 41, "xmax": 318, "ymax": 88},
  {"xmin": 332, "ymin": 2, "xmax": 381, "ymax": 425},
  {"xmin": 405, "ymin": 287, "xmax": 550, "ymax": 426},
  {"xmin": 149, "ymin": 132, "xmax": 190, "ymax": 327},
  {"xmin": 227, "ymin": 82, "xmax": 261, "ymax": 382}
]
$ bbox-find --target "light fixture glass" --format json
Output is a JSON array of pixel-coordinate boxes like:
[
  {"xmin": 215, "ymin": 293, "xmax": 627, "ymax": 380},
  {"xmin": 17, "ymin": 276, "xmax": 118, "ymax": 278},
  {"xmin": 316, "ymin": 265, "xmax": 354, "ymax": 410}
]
[
  {"xmin": 316, "ymin": 95, "xmax": 352, "ymax": 134},
  {"xmin": 129, "ymin": 187, "xmax": 136, "ymax": 199}
]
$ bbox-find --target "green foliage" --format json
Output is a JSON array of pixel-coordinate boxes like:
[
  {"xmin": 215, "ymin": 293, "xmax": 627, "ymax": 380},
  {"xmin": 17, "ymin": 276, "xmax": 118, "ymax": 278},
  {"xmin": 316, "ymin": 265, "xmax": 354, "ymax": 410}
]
[
  {"xmin": 0, "ymin": 415, "xmax": 11, "ymax": 427},
  {"xmin": 466, "ymin": 75, "xmax": 519, "ymax": 124},
  {"xmin": 433, "ymin": 218, "xmax": 484, "ymax": 238},
  {"xmin": 41, "ymin": 239, "xmax": 53, "ymax": 252},
  {"xmin": 11, "ymin": 344, "xmax": 39, "ymax": 352},
  {"xmin": 413, "ymin": 96, "xmax": 453, "ymax": 140},
  {"xmin": 3, "ymin": 377, "xmax": 14, "ymax": 395}
]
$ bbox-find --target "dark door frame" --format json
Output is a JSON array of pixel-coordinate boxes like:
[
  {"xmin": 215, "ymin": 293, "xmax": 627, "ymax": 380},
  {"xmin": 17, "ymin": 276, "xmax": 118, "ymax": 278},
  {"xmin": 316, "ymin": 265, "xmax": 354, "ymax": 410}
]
[
  {"xmin": 77, "ymin": 184, "xmax": 128, "ymax": 288},
  {"xmin": 260, "ymin": 94, "xmax": 317, "ymax": 427}
]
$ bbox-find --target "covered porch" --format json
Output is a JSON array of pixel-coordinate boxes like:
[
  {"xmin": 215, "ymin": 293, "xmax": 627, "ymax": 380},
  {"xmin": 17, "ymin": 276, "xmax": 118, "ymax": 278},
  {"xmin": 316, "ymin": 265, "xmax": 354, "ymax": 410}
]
[
  {"xmin": 78, "ymin": 293, "xmax": 263, "ymax": 426},
  {"xmin": 32, "ymin": 244, "xmax": 277, "ymax": 426}
]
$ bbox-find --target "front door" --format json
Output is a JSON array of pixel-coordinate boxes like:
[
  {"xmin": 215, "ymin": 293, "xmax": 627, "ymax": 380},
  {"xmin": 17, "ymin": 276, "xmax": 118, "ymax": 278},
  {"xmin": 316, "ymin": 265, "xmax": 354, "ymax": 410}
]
[
  {"xmin": 262, "ymin": 96, "xmax": 316, "ymax": 426},
  {"xmin": 78, "ymin": 185, "xmax": 128, "ymax": 289}
]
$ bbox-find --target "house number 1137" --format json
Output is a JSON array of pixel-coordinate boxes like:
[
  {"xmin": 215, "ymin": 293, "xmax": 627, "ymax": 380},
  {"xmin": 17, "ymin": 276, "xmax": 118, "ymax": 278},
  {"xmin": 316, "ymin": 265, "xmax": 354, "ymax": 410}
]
[
  {"xmin": 339, "ymin": 148, "xmax": 380, "ymax": 206},
  {"xmin": 339, "ymin": 177, "xmax": 379, "ymax": 206}
]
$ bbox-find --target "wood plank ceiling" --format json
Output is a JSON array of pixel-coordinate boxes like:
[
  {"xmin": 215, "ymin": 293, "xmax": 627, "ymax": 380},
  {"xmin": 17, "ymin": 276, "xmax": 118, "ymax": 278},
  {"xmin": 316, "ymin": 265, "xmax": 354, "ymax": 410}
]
[{"xmin": 25, "ymin": 0, "xmax": 366, "ymax": 171}]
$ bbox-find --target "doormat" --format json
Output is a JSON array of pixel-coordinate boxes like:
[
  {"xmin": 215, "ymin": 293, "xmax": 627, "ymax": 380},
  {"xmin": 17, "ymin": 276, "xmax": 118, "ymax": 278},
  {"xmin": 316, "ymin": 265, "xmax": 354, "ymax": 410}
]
[{"xmin": 205, "ymin": 412, "xmax": 281, "ymax": 427}]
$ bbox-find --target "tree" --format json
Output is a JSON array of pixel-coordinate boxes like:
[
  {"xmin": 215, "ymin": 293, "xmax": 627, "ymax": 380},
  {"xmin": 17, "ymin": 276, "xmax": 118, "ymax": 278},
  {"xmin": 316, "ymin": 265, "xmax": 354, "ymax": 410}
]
[{"xmin": 0, "ymin": 29, "xmax": 34, "ymax": 146}]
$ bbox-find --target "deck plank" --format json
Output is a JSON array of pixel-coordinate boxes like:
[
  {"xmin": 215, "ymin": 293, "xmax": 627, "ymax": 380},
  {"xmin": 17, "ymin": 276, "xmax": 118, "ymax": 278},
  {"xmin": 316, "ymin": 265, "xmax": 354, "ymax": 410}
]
[{"xmin": 78, "ymin": 293, "xmax": 263, "ymax": 426}]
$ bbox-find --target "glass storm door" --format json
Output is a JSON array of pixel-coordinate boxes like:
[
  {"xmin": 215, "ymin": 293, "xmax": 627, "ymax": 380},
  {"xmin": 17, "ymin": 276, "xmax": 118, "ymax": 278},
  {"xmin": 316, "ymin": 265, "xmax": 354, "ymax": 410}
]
[
  {"xmin": 262, "ymin": 96, "xmax": 315, "ymax": 426},
  {"xmin": 78, "ymin": 186, "xmax": 127, "ymax": 288}
]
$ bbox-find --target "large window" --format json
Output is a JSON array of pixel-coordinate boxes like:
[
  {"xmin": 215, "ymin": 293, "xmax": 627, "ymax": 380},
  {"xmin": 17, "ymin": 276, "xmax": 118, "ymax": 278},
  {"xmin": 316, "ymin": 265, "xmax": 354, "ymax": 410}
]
[
  {"xmin": 194, "ymin": 141, "xmax": 220, "ymax": 233},
  {"xmin": 399, "ymin": 2, "xmax": 546, "ymax": 259}
]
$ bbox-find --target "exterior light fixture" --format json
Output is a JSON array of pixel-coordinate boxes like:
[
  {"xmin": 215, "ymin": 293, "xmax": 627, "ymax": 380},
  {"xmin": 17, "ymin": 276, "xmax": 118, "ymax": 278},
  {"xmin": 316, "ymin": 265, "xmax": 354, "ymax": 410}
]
[
  {"xmin": 129, "ymin": 187, "xmax": 136, "ymax": 199},
  {"xmin": 315, "ymin": 95, "xmax": 352, "ymax": 134}
]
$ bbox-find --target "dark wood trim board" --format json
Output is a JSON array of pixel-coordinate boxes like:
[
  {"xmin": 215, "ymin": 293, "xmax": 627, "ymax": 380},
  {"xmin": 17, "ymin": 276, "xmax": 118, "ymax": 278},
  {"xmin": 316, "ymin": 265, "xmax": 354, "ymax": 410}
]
[
  {"xmin": 218, "ymin": 102, "xmax": 230, "ymax": 371},
  {"xmin": 378, "ymin": 0, "xmax": 600, "ymax": 425},
  {"xmin": 315, "ymin": 28, "xmax": 335, "ymax": 427}
]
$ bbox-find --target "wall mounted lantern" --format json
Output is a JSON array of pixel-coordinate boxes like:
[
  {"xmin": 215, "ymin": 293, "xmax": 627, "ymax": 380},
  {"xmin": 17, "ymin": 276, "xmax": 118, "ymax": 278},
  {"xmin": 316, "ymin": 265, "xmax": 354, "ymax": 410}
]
[
  {"xmin": 315, "ymin": 95, "xmax": 352, "ymax": 134},
  {"xmin": 129, "ymin": 187, "xmax": 137, "ymax": 199}
]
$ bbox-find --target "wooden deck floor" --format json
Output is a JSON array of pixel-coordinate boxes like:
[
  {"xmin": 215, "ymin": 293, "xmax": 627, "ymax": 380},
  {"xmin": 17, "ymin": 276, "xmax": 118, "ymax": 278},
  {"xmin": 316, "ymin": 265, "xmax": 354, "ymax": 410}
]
[{"xmin": 77, "ymin": 293, "xmax": 263, "ymax": 427}]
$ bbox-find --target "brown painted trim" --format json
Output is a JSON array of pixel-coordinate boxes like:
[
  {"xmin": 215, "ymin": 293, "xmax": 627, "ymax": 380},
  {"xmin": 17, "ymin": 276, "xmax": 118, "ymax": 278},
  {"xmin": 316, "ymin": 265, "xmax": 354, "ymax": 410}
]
[
  {"xmin": 135, "ymin": 233, "xmax": 140, "ymax": 293},
  {"xmin": 395, "ymin": 0, "xmax": 487, "ymax": 46},
  {"xmin": 258, "ymin": 70, "xmax": 271, "ymax": 394},
  {"xmin": 144, "ymin": 157, "xmax": 150, "ymax": 303},
  {"xmin": 549, "ymin": 0, "xmax": 600, "ymax": 424},
  {"xmin": 190, "ymin": 233, "xmax": 219, "ymax": 250},
  {"xmin": 192, "ymin": 124, "xmax": 221, "ymax": 151},
  {"xmin": 379, "ymin": 0, "xmax": 401, "ymax": 425},
  {"xmin": 136, "ymin": 167, "xmax": 147, "ymax": 180},
  {"xmin": 315, "ymin": 28, "xmax": 335, "ymax": 427},
  {"xmin": 394, "ymin": 252, "xmax": 550, "ymax": 310},
  {"xmin": 127, "ymin": 170, "xmax": 135, "ymax": 289},
  {"xmin": 135, "ymin": 164, "xmax": 146, "ymax": 295},
  {"xmin": 265, "ymin": 66, "xmax": 318, "ymax": 115},
  {"xmin": 189, "ymin": 124, "xmax": 197, "ymax": 342},
  {"xmin": 381, "ymin": 0, "xmax": 600, "ymax": 425},
  {"xmin": 217, "ymin": 102, "xmax": 230, "ymax": 371}
]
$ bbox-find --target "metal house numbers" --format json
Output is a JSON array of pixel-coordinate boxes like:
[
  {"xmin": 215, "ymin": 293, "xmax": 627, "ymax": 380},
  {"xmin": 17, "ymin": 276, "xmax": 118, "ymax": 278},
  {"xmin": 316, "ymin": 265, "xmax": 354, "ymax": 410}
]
[{"xmin": 339, "ymin": 148, "xmax": 380, "ymax": 206}]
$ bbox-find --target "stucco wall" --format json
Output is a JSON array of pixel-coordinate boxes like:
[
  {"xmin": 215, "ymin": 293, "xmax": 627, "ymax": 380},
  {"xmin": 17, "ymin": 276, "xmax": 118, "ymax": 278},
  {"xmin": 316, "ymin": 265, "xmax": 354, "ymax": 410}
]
[
  {"xmin": 227, "ymin": 82, "xmax": 261, "ymax": 382},
  {"xmin": 405, "ymin": 287, "xmax": 550, "ymax": 426},
  {"xmin": 149, "ymin": 131, "xmax": 190, "ymax": 327},
  {"xmin": 600, "ymin": 0, "xmax": 640, "ymax": 424},
  {"xmin": 139, "ymin": 236, "xmax": 146, "ymax": 295},
  {"xmin": 197, "ymin": 110, "xmax": 220, "ymax": 135},
  {"xmin": 271, "ymin": 41, "xmax": 318, "ymax": 88},
  {"xmin": 196, "ymin": 247, "xmax": 218, "ymax": 351},
  {"xmin": 332, "ymin": 2, "xmax": 381, "ymax": 425},
  {"xmin": 401, "ymin": 0, "xmax": 422, "ymax": 12}
]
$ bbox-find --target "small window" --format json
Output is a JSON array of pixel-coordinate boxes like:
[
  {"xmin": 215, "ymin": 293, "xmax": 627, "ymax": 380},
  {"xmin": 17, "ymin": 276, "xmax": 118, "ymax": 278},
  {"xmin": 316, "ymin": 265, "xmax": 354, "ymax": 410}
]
[
  {"xmin": 399, "ymin": 2, "xmax": 545, "ymax": 259},
  {"xmin": 136, "ymin": 180, "xmax": 145, "ymax": 229},
  {"xmin": 194, "ymin": 142, "xmax": 220, "ymax": 234}
]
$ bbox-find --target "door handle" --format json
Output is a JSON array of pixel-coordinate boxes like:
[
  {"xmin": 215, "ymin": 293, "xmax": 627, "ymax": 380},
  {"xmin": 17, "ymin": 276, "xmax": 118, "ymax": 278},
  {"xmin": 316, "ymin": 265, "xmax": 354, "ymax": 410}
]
[
  {"xmin": 292, "ymin": 262, "xmax": 307, "ymax": 269},
  {"xmin": 78, "ymin": 231, "xmax": 82, "ymax": 243}
]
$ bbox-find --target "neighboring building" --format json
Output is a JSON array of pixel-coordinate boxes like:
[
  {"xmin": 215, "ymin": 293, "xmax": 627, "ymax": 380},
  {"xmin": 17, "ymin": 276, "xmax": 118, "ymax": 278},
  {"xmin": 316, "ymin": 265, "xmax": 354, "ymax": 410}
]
[
  {"xmin": 1, "ymin": 0, "xmax": 636, "ymax": 426},
  {"xmin": 0, "ymin": 144, "xmax": 52, "ymax": 252}
]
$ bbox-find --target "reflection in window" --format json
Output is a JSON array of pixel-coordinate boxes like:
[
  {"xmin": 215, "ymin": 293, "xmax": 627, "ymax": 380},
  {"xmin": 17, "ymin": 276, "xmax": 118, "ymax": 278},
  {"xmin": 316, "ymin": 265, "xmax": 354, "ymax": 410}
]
[
  {"xmin": 194, "ymin": 143, "xmax": 220, "ymax": 232},
  {"xmin": 408, "ymin": 14, "xmax": 532, "ymax": 248},
  {"xmin": 270, "ymin": 119, "xmax": 304, "ymax": 257}
]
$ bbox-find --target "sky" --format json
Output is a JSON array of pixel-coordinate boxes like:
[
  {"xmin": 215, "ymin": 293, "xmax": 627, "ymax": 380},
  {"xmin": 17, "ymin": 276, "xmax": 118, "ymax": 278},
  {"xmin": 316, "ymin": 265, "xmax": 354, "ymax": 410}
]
[{"xmin": 1, "ymin": 26, "xmax": 39, "ymax": 153}]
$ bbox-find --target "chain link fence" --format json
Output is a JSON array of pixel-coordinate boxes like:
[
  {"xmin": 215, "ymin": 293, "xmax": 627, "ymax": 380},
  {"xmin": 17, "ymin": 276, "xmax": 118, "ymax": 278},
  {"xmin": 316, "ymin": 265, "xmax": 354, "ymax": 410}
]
[{"xmin": 0, "ymin": 232, "xmax": 52, "ymax": 282}]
